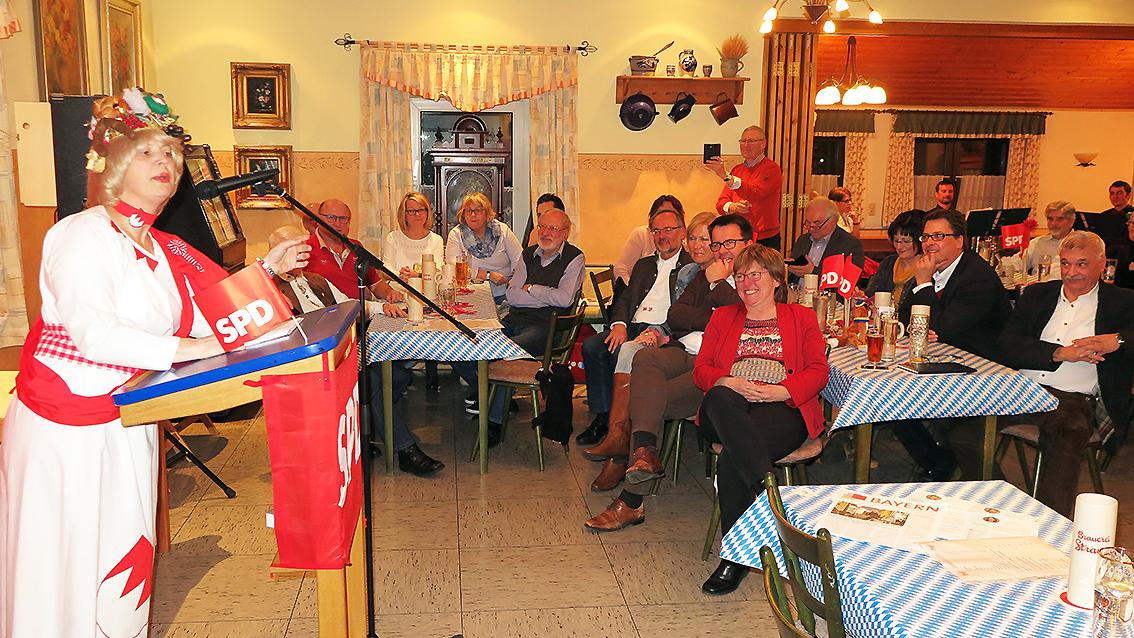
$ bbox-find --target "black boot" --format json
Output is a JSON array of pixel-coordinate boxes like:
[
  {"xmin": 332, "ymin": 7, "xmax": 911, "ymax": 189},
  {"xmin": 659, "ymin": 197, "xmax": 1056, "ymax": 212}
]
[
  {"xmin": 575, "ymin": 413, "xmax": 609, "ymax": 445},
  {"xmin": 702, "ymin": 560, "xmax": 748, "ymax": 595}
]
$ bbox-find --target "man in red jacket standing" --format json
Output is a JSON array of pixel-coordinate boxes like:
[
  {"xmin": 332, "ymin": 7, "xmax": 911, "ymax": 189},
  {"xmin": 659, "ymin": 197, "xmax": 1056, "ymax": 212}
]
[{"xmin": 706, "ymin": 125, "xmax": 783, "ymax": 249}]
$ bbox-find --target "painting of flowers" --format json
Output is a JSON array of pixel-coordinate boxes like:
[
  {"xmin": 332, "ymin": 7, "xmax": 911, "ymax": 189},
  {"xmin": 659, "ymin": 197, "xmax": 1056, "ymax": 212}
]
[
  {"xmin": 105, "ymin": 0, "xmax": 143, "ymax": 94},
  {"xmin": 37, "ymin": 0, "xmax": 88, "ymax": 95}
]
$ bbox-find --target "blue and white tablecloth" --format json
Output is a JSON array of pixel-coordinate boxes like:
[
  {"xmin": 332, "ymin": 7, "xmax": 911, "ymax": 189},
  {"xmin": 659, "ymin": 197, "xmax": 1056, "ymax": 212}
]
[
  {"xmin": 823, "ymin": 342, "xmax": 1058, "ymax": 431},
  {"xmin": 364, "ymin": 284, "xmax": 529, "ymax": 363},
  {"xmin": 720, "ymin": 480, "xmax": 1091, "ymax": 638}
]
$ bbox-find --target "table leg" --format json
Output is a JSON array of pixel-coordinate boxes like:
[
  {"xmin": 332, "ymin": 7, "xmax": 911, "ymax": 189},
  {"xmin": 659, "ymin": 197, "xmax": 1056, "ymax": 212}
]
[
  {"xmin": 382, "ymin": 360, "xmax": 394, "ymax": 475},
  {"xmin": 478, "ymin": 359, "xmax": 489, "ymax": 474},
  {"xmin": 854, "ymin": 422, "xmax": 874, "ymax": 484},
  {"xmin": 981, "ymin": 415, "xmax": 997, "ymax": 480}
]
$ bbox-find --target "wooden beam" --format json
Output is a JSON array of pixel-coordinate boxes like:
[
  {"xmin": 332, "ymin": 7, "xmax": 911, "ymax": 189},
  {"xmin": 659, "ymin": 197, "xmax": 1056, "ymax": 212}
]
[{"xmin": 769, "ymin": 18, "xmax": 1134, "ymax": 41}]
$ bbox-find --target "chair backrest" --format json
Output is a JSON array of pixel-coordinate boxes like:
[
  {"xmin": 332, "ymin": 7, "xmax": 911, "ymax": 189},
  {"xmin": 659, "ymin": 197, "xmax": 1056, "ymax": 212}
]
[
  {"xmin": 0, "ymin": 345, "xmax": 20, "ymax": 371},
  {"xmin": 764, "ymin": 472, "xmax": 847, "ymax": 638},
  {"xmin": 760, "ymin": 546, "xmax": 811, "ymax": 638},
  {"xmin": 587, "ymin": 265, "xmax": 615, "ymax": 324},
  {"xmin": 539, "ymin": 298, "xmax": 588, "ymax": 371}
]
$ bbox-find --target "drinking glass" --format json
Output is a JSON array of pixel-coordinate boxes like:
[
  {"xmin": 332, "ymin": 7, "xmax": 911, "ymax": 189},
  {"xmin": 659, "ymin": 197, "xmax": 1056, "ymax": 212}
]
[
  {"xmin": 455, "ymin": 259, "xmax": 470, "ymax": 288},
  {"xmin": 881, "ymin": 317, "xmax": 905, "ymax": 362},
  {"xmin": 1037, "ymin": 254, "xmax": 1052, "ymax": 282},
  {"xmin": 865, "ymin": 330, "xmax": 885, "ymax": 368},
  {"xmin": 438, "ymin": 286, "xmax": 456, "ymax": 312},
  {"xmin": 1105, "ymin": 259, "xmax": 1118, "ymax": 284},
  {"xmin": 908, "ymin": 305, "xmax": 931, "ymax": 363},
  {"xmin": 1095, "ymin": 547, "xmax": 1134, "ymax": 638}
]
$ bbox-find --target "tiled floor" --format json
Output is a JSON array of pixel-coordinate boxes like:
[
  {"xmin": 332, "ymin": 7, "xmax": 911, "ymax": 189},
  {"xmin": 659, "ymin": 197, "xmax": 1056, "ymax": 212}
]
[{"xmin": 152, "ymin": 372, "xmax": 1134, "ymax": 637}]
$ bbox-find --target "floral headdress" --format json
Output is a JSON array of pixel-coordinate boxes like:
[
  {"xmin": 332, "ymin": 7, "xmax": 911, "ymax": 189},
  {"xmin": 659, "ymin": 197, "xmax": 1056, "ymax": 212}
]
[{"xmin": 85, "ymin": 88, "xmax": 191, "ymax": 173}]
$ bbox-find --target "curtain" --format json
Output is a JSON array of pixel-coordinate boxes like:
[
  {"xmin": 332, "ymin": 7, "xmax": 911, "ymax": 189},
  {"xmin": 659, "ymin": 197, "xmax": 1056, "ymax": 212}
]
[
  {"xmin": 358, "ymin": 42, "xmax": 580, "ymax": 243},
  {"xmin": 882, "ymin": 133, "xmax": 915, "ymax": 223},
  {"xmin": 0, "ymin": 11, "xmax": 25, "ymax": 345},
  {"xmin": 914, "ymin": 175, "xmax": 1005, "ymax": 212},
  {"xmin": 815, "ymin": 110, "xmax": 876, "ymax": 134},
  {"xmin": 1005, "ymin": 135, "xmax": 1042, "ymax": 211},
  {"xmin": 529, "ymin": 89, "xmax": 580, "ymax": 237},
  {"xmin": 893, "ymin": 110, "xmax": 1048, "ymax": 136},
  {"xmin": 842, "ymin": 133, "xmax": 869, "ymax": 206}
]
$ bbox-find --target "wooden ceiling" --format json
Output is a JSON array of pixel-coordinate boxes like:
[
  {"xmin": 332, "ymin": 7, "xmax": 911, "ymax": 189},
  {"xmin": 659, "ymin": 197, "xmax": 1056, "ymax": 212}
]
[{"xmin": 778, "ymin": 21, "xmax": 1134, "ymax": 110}]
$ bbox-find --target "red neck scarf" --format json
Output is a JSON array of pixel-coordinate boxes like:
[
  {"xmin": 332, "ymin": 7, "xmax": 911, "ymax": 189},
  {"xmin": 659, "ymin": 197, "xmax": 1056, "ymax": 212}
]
[{"xmin": 114, "ymin": 200, "xmax": 159, "ymax": 229}]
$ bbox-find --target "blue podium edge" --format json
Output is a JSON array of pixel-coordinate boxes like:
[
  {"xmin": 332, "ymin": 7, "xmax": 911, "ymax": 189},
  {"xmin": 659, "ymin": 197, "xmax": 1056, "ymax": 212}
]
[{"xmin": 114, "ymin": 301, "xmax": 360, "ymax": 406}]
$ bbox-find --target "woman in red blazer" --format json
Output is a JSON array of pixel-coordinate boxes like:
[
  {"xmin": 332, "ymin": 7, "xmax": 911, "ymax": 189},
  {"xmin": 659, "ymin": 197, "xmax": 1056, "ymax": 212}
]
[{"xmin": 694, "ymin": 244, "xmax": 829, "ymax": 595}]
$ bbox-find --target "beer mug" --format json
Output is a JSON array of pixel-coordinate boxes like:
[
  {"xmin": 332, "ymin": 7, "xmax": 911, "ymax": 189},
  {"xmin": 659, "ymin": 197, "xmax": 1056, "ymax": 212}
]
[
  {"xmin": 881, "ymin": 317, "xmax": 906, "ymax": 362},
  {"xmin": 908, "ymin": 305, "xmax": 931, "ymax": 363}
]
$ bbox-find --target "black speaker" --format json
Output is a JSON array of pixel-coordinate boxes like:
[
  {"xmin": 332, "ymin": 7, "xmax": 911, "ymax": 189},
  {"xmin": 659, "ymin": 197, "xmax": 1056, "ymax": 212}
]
[{"xmin": 50, "ymin": 95, "xmax": 103, "ymax": 220}]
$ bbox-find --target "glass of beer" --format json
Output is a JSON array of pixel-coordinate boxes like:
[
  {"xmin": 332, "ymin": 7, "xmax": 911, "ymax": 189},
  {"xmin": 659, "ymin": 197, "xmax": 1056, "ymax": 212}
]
[
  {"xmin": 455, "ymin": 257, "xmax": 470, "ymax": 289},
  {"xmin": 865, "ymin": 329, "xmax": 885, "ymax": 369},
  {"xmin": 881, "ymin": 317, "xmax": 905, "ymax": 362},
  {"xmin": 1037, "ymin": 255, "xmax": 1052, "ymax": 282},
  {"xmin": 1105, "ymin": 259, "xmax": 1118, "ymax": 284}
]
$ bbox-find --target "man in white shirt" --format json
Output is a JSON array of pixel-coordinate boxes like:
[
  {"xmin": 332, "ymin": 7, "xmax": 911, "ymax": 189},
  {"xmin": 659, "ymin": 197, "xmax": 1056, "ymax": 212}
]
[
  {"xmin": 1028, "ymin": 201, "xmax": 1075, "ymax": 276},
  {"xmin": 577, "ymin": 204, "xmax": 692, "ymax": 456},
  {"xmin": 998, "ymin": 231, "xmax": 1134, "ymax": 516}
]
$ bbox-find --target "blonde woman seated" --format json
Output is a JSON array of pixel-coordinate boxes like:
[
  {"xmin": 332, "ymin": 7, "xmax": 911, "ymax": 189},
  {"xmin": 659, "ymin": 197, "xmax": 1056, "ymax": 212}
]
[
  {"xmin": 383, "ymin": 191, "xmax": 445, "ymax": 279},
  {"xmin": 445, "ymin": 193, "xmax": 522, "ymax": 303}
]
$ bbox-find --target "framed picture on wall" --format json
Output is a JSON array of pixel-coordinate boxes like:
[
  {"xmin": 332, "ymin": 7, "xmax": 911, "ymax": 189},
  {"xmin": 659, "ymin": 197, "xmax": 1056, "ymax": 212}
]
[
  {"xmin": 233, "ymin": 145, "xmax": 292, "ymax": 209},
  {"xmin": 103, "ymin": 0, "xmax": 144, "ymax": 94},
  {"xmin": 231, "ymin": 63, "xmax": 291, "ymax": 129},
  {"xmin": 34, "ymin": 0, "xmax": 89, "ymax": 97}
]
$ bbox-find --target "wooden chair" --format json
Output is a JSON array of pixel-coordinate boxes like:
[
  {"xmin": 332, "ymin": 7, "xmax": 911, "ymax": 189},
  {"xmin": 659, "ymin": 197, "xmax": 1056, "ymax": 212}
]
[
  {"xmin": 650, "ymin": 416, "xmax": 695, "ymax": 496},
  {"xmin": 587, "ymin": 265, "xmax": 615, "ymax": 325},
  {"xmin": 762, "ymin": 472, "xmax": 847, "ymax": 638},
  {"xmin": 995, "ymin": 423, "xmax": 1105, "ymax": 497},
  {"xmin": 702, "ymin": 434, "xmax": 828, "ymax": 561},
  {"xmin": 470, "ymin": 300, "xmax": 587, "ymax": 470},
  {"xmin": 761, "ymin": 546, "xmax": 813, "ymax": 638}
]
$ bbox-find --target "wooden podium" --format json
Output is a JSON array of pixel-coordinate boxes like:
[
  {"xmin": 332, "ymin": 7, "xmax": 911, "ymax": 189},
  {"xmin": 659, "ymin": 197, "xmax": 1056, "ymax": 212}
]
[{"xmin": 114, "ymin": 302, "xmax": 368, "ymax": 638}]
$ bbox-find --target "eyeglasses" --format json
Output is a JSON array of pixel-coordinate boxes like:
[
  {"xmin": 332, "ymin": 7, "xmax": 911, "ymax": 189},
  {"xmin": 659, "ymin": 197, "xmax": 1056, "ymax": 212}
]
[
  {"xmin": 802, "ymin": 217, "xmax": 833, "ymax": 230},
  {"xmin": 320, "ymin": 214, "xmax": 350, "ymax": 224},
  {"xmin": 709, "ymin": 238, "xmax": 745, "ymax": 251},
  {"xmin": 734, "ymin": 270, "xmax": 769, "ymax": 282},
  {"xmin": 650, "ymin": 226, "xmax": 684, "ymax": 235},
  {"xmin": 465, "ymin": 207, "xmax": 488, "ymax": 215},
  {"xmin": 738, "ymin": 138, "xmax": 766, "ymax": 144},
  {"xmin": 920, "ymin": 232, "xmax": 962, "ymax": 242},
  {"xmin": 891, "ymin": 237, "xmax": 915, "ymax": 246},
  {"xmin": 537, "ymin": 224, "xmax": 567, "ymax": 233},
  {"xmin": 687, "ymin": 234, "xmax": 711, "ymax": 244},
  {"xmin": 405, "ymin": 208, "xmax": 429, "ymax": 216}
]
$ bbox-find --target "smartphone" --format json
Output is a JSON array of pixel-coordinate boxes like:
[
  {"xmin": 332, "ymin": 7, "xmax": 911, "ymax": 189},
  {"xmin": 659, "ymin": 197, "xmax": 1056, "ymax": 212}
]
[
  {"xmin": 703, "ymin": 143, "xmax": 721, "ymax": 164},
  {"xmin": 785, "ymin": 255, "xmax": 809, "ymax": 266}
]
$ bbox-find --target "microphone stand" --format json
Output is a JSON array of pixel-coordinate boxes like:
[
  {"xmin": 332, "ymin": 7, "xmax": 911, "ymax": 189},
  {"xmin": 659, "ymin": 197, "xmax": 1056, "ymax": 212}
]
[{"xmin": 260, "ymin": 183, "xmax": 476, "ymax": 638}]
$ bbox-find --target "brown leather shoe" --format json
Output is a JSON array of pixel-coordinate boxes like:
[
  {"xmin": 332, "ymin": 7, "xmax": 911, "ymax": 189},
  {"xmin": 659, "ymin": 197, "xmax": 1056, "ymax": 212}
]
[
  {"xmin": 583, "ymin": 373, "xmax": 631, "ymax": 461},
  {"xmin": 590, "ymin": 458, "xmax": 628, "ymax": 492},
  {"xmin": 625, "ymin": 446, "xmax": 664, "ymax": 485},
  {"xmin": 584, "ymin": 498, "xmax": 645, "ymax": 532}
]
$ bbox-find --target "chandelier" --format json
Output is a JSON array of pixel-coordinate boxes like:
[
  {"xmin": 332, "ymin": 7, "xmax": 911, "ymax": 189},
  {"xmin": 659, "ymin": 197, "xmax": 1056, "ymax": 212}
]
[
  {"xmin": 760, "ymin": 0, "xmax": 883, "ymax": 35},
  {"xmin": 814, "ymin": 36, "xmax": 887, "ymax": 106}
]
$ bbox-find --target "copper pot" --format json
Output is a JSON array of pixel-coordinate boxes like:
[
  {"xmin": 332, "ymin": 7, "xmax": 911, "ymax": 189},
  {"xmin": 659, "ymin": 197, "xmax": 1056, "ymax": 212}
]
[{"xmin": 709, "ymin": 93, "xmax": 739, "ymax": 126}]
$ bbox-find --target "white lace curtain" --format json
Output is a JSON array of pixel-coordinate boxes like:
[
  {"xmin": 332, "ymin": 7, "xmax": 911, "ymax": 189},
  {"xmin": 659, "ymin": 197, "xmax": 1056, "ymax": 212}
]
[{"xmin": 0, "ymin": 2, "xmax": 25, "ymax": 345}]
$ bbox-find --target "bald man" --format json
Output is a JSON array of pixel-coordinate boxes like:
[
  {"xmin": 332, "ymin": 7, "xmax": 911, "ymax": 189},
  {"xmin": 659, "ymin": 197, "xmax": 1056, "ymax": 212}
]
[
  {"xmin": 454, "ymin": 208, "xmax": 586, "ymax": 444},
  {"xmin": 304, "ymin": 199, "xmax": 405, "ymax": 303}
]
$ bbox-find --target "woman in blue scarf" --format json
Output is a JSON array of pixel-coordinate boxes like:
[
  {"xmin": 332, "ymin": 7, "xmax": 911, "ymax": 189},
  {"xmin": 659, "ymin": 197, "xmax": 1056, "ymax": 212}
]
[{"xmin": 445, "ymin": 193, "xmax": 522, "ymax": 303}]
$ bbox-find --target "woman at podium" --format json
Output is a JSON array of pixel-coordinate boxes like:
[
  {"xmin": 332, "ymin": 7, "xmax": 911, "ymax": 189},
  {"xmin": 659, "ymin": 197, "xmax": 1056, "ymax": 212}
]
[{"xmin": 0, "ymin": 91, "xmax": 309, "ymax": 637}]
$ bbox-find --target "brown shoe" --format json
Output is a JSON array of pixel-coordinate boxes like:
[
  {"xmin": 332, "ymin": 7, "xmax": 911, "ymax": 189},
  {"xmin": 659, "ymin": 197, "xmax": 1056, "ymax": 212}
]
[
  {"xmin": 584, "ymin": 498, "xmax": 645, "ymax": 532},
  {"xmin": 625, "ymin": 446, "xmax": 664, "ymax": 485},
  {"xmin": 583, "ymin": 372, "xmax": 631, "ymax": 461},
  {"xmin": 590, "ymin": 458, "xmax": 628, "ymax": 492}
]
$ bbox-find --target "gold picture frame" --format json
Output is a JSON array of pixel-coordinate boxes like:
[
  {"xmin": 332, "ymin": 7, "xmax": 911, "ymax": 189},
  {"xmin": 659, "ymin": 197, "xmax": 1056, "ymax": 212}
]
[
  {"xmin": 104, "ymin": 0, "xmax": 144, "ymax": 94},
  {"xmin": 233, "ymin": 145, "xmax": 292, "ymax": 209},
  {"xmin": 231, "ymin": 62, "xmax": 291, "ymax": 129},
  {"xmin": 35, "ymin": 0, "xmax": 89, "ymax": 96}
]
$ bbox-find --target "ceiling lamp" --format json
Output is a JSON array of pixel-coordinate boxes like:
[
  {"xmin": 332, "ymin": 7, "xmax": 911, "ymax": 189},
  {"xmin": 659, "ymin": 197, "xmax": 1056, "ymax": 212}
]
[
  {"xmin": 812, "ymin": 36, "xmax": 887, "ymax": 106},
  {"xmin": 758, "ymin": 0, "xmax": 884, "ymax": 35}
]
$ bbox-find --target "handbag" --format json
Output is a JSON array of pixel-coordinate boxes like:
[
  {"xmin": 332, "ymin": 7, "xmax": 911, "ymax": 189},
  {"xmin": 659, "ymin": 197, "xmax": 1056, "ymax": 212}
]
[{"xmin": 729, "ymin": 357, "xmax": 787, "ymax": 384}]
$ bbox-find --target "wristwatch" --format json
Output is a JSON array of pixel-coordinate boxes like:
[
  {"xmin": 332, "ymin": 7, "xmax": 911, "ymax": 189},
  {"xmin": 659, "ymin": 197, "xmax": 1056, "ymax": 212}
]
[
  {"xmin": 723, "ymin": 173, "xmax": 732, "ymax": 183},
  {"xmin": 1117, "ymin": 334, "xmax": 1126, "ymax": 348}
]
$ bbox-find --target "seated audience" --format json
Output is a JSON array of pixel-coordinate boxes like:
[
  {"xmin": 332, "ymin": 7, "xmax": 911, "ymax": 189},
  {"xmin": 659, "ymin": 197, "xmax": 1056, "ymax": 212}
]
[
  {"xmin": 576, "ymin": 199, "xmax": 691, "ymax": 452},
  {"xmin": 584, "ymin": 213, "xmax": 748, "ymax": 530},
  {"xmin": 1027, "ymin": 201, "xmax": 1075, "ymax": 276},
  {"xmin": 865, "ymin": 209, "xmax": 925, "ymax": 308},
  {"xmin": 383, "ymin": 191, "xmax": 445, "ymax": 279},
  {"xmin": 829, "ymin": 186, "xmax": 862, "ymax": 236},
  {"xmin": 305, "ymin": 198, "xmax": 404, "ymax": 302},
  {"xmin": 895, "ymin": 208, "xmax": 1012, "ymax": 479},
  {"xmin": 694, "ymin": 244, "xmax": 829, "ymax": 595},
  {"xmin": 998, "ymin": 231, "xmax": 1134, "ymax": 517},
  {"xmin": 706, "ymin": 125, "xmax": 782, "ymax": 248},
  {"xmin": 455, "ymin": 208, "xmax": 584, "ymax": 445},
  {"xmin": 524, "ymin": 192, "xmax": 565, "ymax": 248},
  {"xmin": 268, "ymin": 226, "xmax": 443, "ymax": 476},
  {"xmin": 787, "ymin": 197, "xmax": 865, "ymax": 281},
  {"xmin": 445, "ymin": 192, "xmax": 523, "ymax": 303}
]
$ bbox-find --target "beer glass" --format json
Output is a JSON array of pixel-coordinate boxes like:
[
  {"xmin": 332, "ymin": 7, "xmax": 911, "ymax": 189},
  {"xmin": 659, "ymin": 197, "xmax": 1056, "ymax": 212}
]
[
  {"xmin": 864, "ymin": 329, "xmax": 885, "ymax": 369},
  {"xmin": 908, "ymin": 305, "xmax": 931, "ymax": 363},
  {"xmin": 1095, "ymin": 547, "xmax": 1134, "ymax": 638},
  {"xmin": 1037, "ymin": 255, "xmax": 1052, "ymax": 282},
  {"xmin": 455, "ymin": 257, "xmax": 470, "ymax": 288}
]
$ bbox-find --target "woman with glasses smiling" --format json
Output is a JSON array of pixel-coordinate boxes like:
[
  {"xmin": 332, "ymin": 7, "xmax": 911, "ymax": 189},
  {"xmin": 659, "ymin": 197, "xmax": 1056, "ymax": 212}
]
[
  {"xmin": 693, "ymin": 244, "xmax": 829, "ymax": 595},
  {"xmin": 865, "ymin": 209, "xmax": 925, "ymax": 308},
  {"xmin": 383, "ymin": 192, "xmax": 445, "ymax": 280},
  {"xmin": 445, "ymin": 193, "xmax": 522, "ymax": 303}
]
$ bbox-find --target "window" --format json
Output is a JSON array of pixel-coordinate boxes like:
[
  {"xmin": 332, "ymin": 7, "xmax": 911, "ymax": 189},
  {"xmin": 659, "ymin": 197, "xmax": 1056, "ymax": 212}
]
[
  {"xmin": 812, "ymin": 136, "xmax": 846, "ymax": 177},
  {"xmin": 914, "ymin": 138, "xmax": 1009, "ymax": 176}
]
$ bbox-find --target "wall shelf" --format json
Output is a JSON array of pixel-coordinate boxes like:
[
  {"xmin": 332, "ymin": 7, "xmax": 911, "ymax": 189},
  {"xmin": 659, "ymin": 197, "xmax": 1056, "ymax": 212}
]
[{"xmin": 615, "ymin": 75, "xmax": 749, "ymax": 105}]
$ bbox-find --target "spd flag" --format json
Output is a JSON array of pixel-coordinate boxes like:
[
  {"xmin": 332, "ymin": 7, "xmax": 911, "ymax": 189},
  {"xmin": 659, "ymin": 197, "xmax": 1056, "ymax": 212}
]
[
  {"xmin": 819, "ymin": 254, "xmax": 844, "ymax": 290},
  {"xmin": 194, "ymin": 264, "xmax": 293, "ymax": 351}
]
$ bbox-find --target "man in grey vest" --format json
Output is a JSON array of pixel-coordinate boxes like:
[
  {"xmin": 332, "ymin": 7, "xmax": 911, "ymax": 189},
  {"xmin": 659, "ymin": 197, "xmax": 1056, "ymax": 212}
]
[{"xmin": 457, "ymin": 208, "xmax": 586, "ymax": 446}]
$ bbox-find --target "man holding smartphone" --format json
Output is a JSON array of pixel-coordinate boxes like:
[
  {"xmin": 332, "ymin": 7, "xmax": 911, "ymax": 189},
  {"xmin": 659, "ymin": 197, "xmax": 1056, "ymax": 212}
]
[{"xmin": 705, "ymin": 125, "xmax": 783, "ymax": 250}]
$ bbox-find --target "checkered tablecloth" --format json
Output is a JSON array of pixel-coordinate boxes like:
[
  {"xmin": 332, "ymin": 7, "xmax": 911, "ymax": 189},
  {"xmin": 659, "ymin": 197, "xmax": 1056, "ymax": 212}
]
[
  {"xmin": 364, "ymin": 284, "xmax": 529, "ymax": 362},
  {"xmin": 823, "ymin": 342, "xmax": 1058, "ymax": 431},
  {"xmin": 720, "ymin": 481, "xmax": 1091, "ymax": 638}
]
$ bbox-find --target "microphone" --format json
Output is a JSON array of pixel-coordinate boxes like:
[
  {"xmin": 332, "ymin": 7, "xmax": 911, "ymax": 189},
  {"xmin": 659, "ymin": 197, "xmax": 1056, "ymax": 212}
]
[{"xmin": 195, "ymin": 168, "xmax": 279, "ymax": 200}]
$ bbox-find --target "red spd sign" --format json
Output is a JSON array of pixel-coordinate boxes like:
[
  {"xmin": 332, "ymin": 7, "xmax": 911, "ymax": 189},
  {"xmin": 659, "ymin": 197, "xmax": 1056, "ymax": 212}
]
[
  {"xmin": 194, "ymin": 265, "xmax": 293, "ymax": 351},
  {"xmin": 1001, "ymin": 223, "xmax": 1030, "ymax": 251},
  {"xmin": 259, "ymin": 345, "xmax": 363, "ymax": 569},
  {"xmin": 819, "ymin": 254, "xmax": 844, "ymax": 289},
  {"xmin": 838, "ymin": 260, "xmax": 862, "ymax": 299}
]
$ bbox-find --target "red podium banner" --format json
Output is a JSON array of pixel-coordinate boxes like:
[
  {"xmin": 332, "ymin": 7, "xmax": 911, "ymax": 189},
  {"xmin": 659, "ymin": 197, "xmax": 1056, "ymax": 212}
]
[
  {"xmin": 194, "ymin": 265, "xmax": 293, "ymax": 352},
  {"xmin": 259, "ymin": 345, "xmax": 363, "ymax": 569}
]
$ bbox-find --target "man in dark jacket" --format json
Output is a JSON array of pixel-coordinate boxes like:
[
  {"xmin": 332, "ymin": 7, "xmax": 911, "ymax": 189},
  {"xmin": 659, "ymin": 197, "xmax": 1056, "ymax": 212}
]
[
  {"xmin": 576, "ymin": 201, "xmax": 691, "ymax": 456},
  {"xmin": 787, "ymin": 197, "xmax": 864, "ymax": 281},
  {"xmin": 998, "ymin": 230, "xmax": 1134, "ymax": 516}
]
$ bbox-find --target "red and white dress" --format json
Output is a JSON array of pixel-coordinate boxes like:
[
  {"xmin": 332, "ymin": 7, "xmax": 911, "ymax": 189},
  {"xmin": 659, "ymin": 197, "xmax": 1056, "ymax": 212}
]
[{"xmin": 0, "ymin": 205, "xmax": 225, "ymax": 637}]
